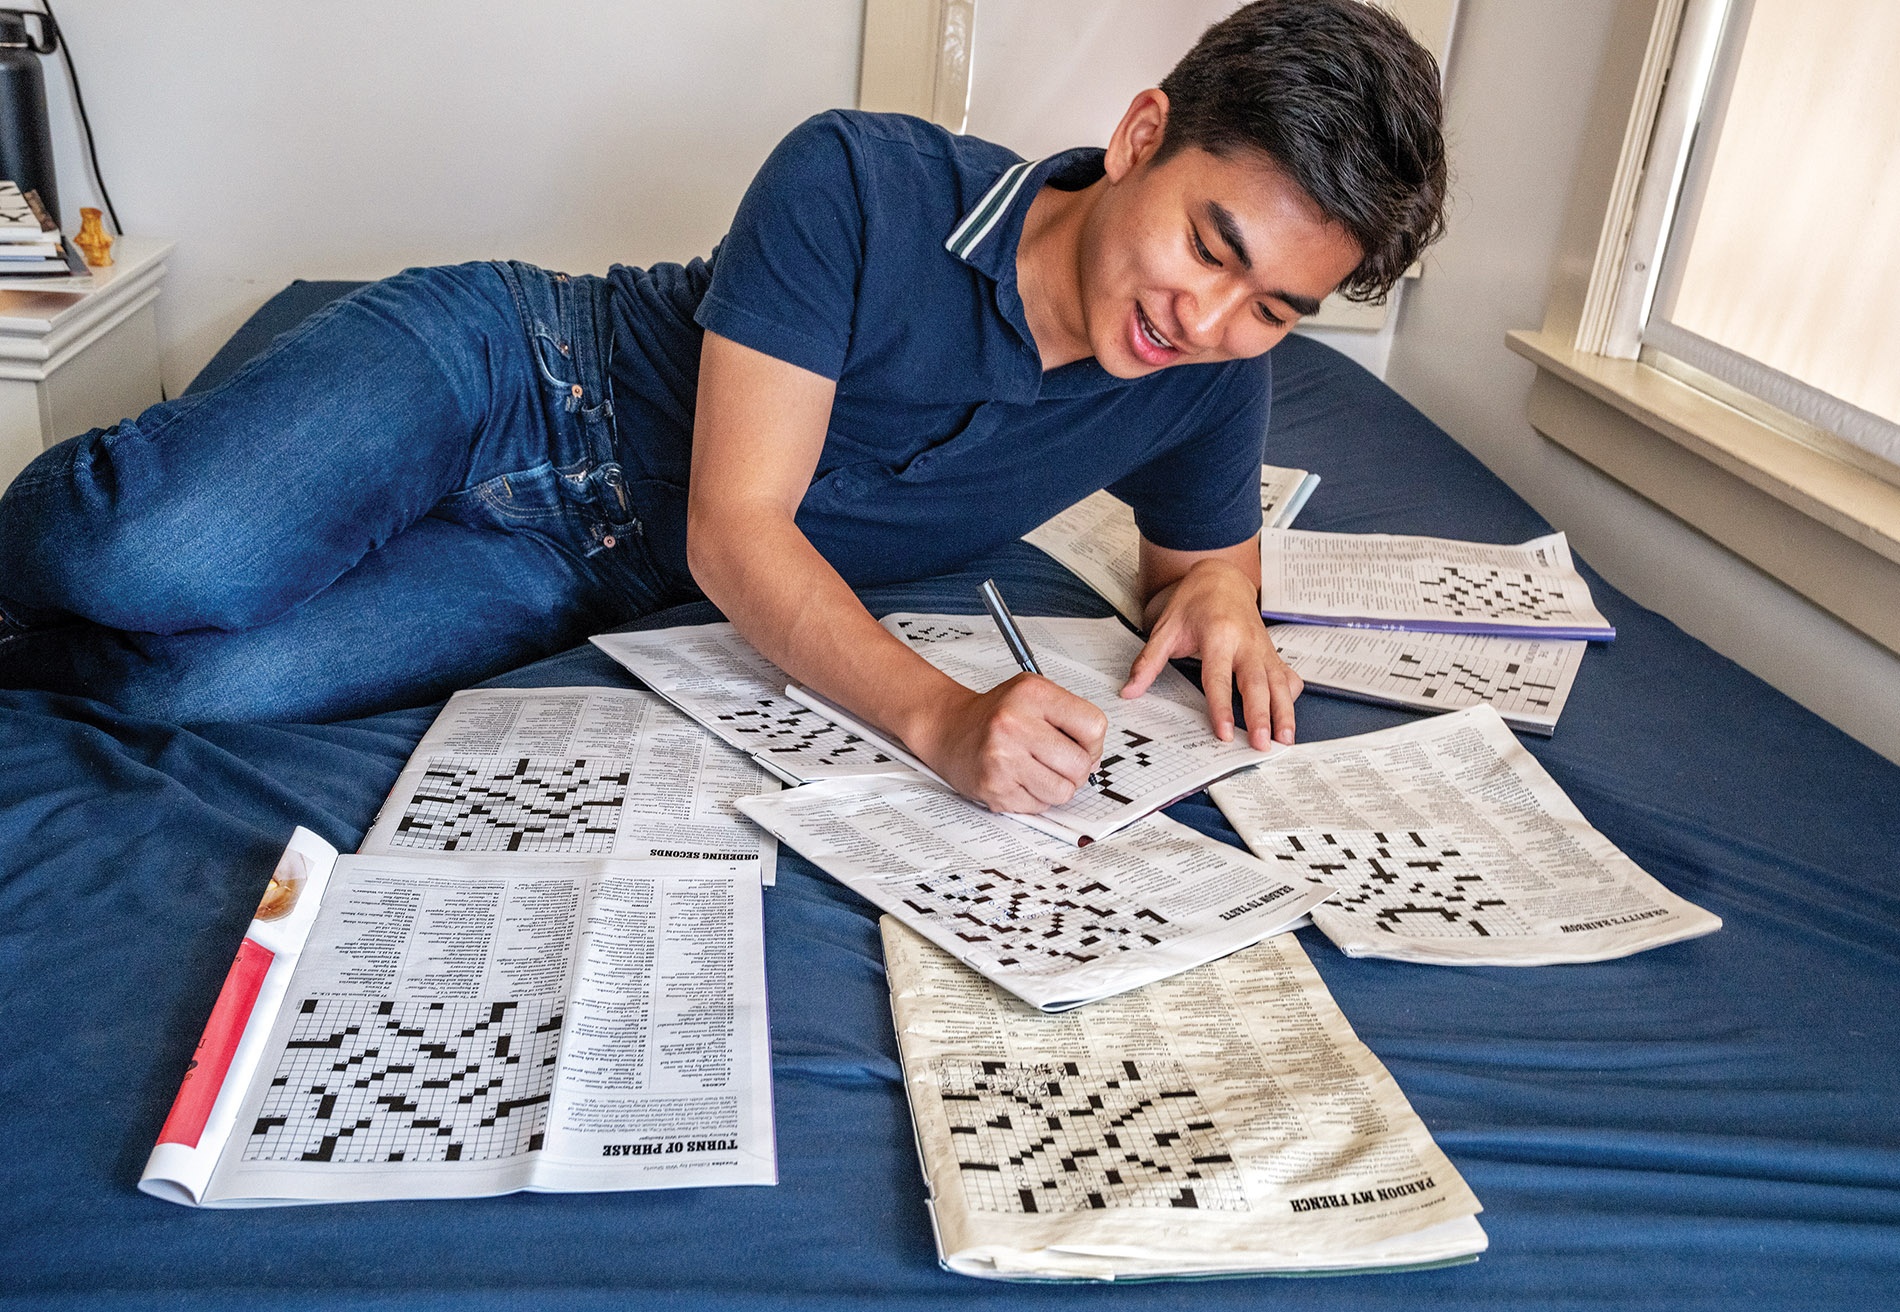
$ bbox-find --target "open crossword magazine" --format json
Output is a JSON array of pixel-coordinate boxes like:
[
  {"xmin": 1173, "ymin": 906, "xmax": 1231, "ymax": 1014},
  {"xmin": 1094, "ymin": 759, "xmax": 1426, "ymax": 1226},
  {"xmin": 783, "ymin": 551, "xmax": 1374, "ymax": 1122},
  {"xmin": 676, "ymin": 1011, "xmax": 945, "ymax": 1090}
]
[
  {"xmin": 1211, "ymin": 706, "xmax": 1721, "ymax": 965},
  {"xmin": 1022, "ymin": 464, "xmax": 1319, "ymax": 626},
  {"xmin": 795, "ymin": 614, "xmax": 1281, "ymax": 846},
  {"xmin": 882, "ymin": 919, "xmax": 1487, "ymax": 1280},
  {"xmin": 140, "ymin": 829, "xmax": 774, "ymax": 1206},
  {"xmin": 1267, "ymin": 624, "xmax": 1585, "ymax": 735},
  {"xmin": 738, "ymin": 772, "xmax": 1330, "ymax": 1012},
  {"xmin": 1259, "ymin": 529, "xmax": 1616, "ymax": 640},
  {"xmin": 359, "ymin": 687, "xmax": 782, "ymax": 883}
]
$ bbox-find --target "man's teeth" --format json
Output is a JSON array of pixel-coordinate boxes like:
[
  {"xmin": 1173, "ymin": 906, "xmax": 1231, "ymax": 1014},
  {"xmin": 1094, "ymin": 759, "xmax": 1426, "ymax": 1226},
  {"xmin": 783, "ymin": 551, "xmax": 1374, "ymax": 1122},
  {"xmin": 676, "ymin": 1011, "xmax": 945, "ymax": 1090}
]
[{"xmin": 1139, "ymin": 309, "xmax": 1173, "ymax": 350}]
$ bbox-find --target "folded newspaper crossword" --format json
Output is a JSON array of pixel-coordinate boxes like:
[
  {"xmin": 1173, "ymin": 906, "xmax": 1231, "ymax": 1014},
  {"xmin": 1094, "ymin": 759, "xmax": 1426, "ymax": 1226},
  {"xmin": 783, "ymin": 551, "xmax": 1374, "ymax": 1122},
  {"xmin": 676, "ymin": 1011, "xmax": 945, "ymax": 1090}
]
[
  {"xmin": 1258, "ymin": 529, "xmax": 1616, "ymax": 640},
  {"xmin": 600, "ymin": 615, "xmax": 1279, "ymax": 847},
  {"xmin": 738, "ymin": 772, "xmax": 1331, "ymax": 1011},
  {"xmin": 884, "ymin": 920, "xmax": 1487, "ymax": 1279},
  {"xmin": 1211, "ymin": 706, "xmax": 1720, "ymax": 965}
]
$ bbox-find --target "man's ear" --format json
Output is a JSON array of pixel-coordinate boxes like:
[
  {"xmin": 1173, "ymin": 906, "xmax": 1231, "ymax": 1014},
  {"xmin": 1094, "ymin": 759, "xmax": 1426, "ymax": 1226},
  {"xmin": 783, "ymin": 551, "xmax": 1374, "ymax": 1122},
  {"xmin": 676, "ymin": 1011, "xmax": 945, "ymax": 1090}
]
[{"xmin": 1103, "ymin": 88, "xmax": 1171, "ymax": 183}]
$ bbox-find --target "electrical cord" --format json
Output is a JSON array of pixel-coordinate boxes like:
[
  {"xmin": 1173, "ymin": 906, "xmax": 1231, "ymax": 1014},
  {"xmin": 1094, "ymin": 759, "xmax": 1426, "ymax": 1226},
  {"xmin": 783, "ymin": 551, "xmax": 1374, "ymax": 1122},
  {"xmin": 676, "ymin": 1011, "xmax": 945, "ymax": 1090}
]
[{"xmin": 37, "ymin": 0, "xmax": 122, "ymax": 234}]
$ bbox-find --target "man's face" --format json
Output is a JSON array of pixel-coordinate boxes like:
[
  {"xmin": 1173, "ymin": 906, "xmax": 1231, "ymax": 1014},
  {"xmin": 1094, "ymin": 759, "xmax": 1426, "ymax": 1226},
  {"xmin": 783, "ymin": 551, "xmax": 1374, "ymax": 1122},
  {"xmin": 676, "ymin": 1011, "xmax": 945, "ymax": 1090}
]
[{"xmin": 1076, "ymin": 94, "xmax": 1365, "ymax": 379}]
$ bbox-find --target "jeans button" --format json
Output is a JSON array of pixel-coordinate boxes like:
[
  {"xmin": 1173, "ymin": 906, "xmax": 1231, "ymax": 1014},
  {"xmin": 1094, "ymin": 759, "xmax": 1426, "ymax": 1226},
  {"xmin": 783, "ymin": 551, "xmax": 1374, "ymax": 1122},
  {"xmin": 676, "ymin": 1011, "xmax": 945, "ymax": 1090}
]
[
  {"xmin": 570, "ymin": 384, "xmax": 583, "ymax": 399},
  {"xmin": 602, "ymin": 535, "xmax": 617, "ymax": 549}
]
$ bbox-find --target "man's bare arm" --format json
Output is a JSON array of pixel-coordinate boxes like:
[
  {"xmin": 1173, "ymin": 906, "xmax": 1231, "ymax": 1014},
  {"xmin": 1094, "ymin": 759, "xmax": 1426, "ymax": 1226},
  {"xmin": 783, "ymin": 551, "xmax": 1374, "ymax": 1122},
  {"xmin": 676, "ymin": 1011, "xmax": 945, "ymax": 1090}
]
[{"xmin": 685, "ymin": 331, "xmax": 1106, "ymax": 811}]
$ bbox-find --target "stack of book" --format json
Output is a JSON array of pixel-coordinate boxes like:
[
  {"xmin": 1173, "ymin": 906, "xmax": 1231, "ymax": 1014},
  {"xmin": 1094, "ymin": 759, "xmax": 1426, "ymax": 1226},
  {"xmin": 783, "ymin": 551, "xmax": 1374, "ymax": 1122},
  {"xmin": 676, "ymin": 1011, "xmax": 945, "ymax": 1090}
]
[{"xmin": 0, "ymin": 181, "xmax": 84, "ymax": 277}]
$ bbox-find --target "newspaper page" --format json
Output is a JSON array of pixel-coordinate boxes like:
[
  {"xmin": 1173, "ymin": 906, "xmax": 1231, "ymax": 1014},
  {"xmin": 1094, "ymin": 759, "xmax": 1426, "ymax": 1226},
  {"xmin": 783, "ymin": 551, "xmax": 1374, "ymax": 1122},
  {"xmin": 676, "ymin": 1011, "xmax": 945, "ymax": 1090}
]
[
  {"xmin": 1268, "ymin": 624, "xmax": 1586, "ymax": 734},
  {"xmin": 360, "ymin": 687, "xmax": 781, "ymax": 884},
  {"xmin": 831, "ymin": 614, "xmax": 1278, "ymax": 845},
  {"xmin": 737, "ymin": 772, "xmax": 1329, "ymax": 1011},
  {"xmin": 1259, "ymin": 529, "xmax": 1616, "ymax": 640},
  {"xmin": 1022, "ymin": 466, "xmax": 1318, "ymax": 627},
  {"xmin": 1210, "ymin": 706, "xmax": 1721, "ymax": 964},
  {"xmin": 150, "ymin": 852, "xmax": 774, "ymax": 1206},
  {"xmin": 592, "ymin": 626, "xmax": 908, "ymax": 785},
  {"xmin": 883, "ymin": 919, "xmax": 1486, "ymax": 1279},
  {"xmin": 1021, "ymin": 492, "xmax": 1146, "ymax": 626}
]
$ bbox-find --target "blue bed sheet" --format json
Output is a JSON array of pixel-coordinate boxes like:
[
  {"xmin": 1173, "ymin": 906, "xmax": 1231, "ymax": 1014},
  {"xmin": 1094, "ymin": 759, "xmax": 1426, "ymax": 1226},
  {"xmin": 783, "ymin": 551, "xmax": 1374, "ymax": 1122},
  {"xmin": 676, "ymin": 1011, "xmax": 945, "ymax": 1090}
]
[{"xmin": 3, "ymin": 296, "xmax": 1896, "ymax": 1310}]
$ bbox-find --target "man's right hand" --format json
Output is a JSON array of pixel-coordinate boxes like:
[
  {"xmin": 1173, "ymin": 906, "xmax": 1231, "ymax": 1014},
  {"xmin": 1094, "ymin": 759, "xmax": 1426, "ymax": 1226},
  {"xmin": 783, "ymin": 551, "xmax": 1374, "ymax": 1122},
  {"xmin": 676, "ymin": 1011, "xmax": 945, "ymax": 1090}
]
[{"xmin": 906, "ymin": 674, "xmax": 1108, "ymax": 814}]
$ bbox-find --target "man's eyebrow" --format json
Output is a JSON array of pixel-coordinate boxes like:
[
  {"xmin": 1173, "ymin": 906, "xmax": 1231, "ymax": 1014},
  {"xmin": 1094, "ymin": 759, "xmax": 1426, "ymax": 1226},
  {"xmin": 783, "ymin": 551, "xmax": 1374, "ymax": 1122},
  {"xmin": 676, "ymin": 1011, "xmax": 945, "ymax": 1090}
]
[
  {"xmin": 1206, "ymin": 201, "xmax": 1253, "ymax": 270},
  {"xmin": 1276, "ymin": 288, "xmax": 1323, "ymax": 318},
  {"xmin": 1206, "ymin": 200, "xmax": 1323, "ymax": 318}
]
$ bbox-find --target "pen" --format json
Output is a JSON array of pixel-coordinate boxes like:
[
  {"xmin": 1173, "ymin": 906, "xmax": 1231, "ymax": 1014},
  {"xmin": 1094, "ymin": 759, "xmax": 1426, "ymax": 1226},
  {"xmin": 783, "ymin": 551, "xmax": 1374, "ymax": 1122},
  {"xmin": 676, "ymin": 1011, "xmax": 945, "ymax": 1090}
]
[
  {"xmin": 979, "ymin": 577, "xmax": 1041, "ymax": 676},
  {"xmin": 979, "ymin": 578, "xmax": 1102, "ymax": 787}
]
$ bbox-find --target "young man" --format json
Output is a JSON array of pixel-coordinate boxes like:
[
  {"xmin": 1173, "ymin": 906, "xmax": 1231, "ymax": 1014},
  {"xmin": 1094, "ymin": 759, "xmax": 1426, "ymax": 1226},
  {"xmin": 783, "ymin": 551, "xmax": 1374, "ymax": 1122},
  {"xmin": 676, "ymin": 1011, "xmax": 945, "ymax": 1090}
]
[{"xmin": 0, "ymin": 0, "xmax": 1445, "ymax": 815}]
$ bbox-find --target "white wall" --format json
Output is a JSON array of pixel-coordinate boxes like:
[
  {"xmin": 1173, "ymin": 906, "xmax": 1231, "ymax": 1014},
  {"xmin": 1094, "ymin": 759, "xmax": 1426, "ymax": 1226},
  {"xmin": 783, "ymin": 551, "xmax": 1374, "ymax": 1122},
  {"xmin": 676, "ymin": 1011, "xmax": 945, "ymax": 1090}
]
[
  {"xmin": 35, "ymin": 0, "xmax": 863, "ymax": 393},
  {"xmin": 1381, "ymin": 0, "xmax": 1900, "ymax": 762}
]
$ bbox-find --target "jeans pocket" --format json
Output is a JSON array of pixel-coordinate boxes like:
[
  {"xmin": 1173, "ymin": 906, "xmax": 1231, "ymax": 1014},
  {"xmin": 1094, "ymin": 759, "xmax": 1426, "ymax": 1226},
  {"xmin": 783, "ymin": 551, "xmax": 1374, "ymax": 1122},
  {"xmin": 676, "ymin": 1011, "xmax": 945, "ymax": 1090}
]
[{"xmin": 436, "ymin": 463, "xmax": 569, "ymax": 530}]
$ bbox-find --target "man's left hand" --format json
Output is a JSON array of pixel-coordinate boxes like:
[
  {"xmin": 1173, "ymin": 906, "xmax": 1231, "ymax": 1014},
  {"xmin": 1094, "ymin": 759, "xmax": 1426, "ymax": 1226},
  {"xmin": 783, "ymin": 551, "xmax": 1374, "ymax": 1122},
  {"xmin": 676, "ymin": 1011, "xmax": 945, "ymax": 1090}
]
[{"xmin": 1120, "ymin": 557, "xmax": 1303, "ymax": 748}]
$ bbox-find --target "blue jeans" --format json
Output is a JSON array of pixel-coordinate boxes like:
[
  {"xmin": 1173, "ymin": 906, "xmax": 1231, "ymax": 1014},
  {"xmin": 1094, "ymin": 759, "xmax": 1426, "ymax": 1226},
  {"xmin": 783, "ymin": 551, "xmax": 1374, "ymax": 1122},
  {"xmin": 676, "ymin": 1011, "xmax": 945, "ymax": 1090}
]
[{"xmin": 0, "ymin": 262, "xmax": 676, "ymax": 722}]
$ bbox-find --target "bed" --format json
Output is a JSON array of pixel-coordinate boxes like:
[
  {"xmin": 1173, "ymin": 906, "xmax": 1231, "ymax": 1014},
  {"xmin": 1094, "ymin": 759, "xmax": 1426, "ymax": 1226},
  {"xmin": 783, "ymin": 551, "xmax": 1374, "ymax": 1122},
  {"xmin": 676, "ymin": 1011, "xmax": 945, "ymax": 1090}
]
[{"xmin": 4, "ymin": 282, "xmax": 1896, "ymax": 1310}]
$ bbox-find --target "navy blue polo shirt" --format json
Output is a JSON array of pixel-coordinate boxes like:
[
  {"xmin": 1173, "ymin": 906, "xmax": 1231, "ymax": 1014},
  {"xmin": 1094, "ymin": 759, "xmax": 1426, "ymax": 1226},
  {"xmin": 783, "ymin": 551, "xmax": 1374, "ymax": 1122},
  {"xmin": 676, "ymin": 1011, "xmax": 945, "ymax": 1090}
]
[{"xmin": 605, "ymin": 109, "xmax": 1269, "ymax": 592}]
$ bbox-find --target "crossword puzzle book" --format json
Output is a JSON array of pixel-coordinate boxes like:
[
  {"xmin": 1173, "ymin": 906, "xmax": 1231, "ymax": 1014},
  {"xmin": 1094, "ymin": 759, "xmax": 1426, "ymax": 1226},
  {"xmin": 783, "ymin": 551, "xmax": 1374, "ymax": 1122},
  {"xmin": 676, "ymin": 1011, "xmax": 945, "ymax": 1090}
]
[
  {"xmin": 882, "ymin": 919, "xmax": 1487, "ymax": 1279},
  {"xmin": 1258, "ymin": 529, "xmax": 1616, "ymax": 641},
  {"xmin": 140, "ymin": 829, "xmax": 774, "ymax": 1206}
]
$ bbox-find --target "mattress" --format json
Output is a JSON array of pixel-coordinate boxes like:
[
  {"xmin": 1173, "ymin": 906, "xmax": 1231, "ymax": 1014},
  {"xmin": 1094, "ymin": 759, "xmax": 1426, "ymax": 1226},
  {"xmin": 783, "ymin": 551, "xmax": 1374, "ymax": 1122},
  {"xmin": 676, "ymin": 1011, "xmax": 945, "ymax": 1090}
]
[{"xmin": 3, "ymin": 288, "xmax": 1895, "ymax": 1310}]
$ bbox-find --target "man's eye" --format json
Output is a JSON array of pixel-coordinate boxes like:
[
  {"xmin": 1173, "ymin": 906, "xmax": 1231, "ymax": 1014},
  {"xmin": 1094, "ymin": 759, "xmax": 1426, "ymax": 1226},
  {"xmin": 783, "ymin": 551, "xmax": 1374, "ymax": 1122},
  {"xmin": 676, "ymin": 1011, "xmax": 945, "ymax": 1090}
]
[
  {"xmin": 1258, "ymin": 304, "xmax": 1286, "ymax": 328},
  {"xmin": 1190, "ymin": 227, "xmax": 1220, "ymax": 266}
]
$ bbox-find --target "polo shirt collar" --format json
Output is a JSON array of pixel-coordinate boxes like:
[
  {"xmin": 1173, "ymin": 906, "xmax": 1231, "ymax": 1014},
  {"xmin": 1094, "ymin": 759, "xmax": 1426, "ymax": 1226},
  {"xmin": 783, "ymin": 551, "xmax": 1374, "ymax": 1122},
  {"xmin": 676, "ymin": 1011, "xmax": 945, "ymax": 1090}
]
[
  {"xmin": 944, "ymin": 147, "xmax": 1102, "ymax": 284},
  {"xmin": 946, "ymin": 147, "xmax": 1133, "ymax": 397}
]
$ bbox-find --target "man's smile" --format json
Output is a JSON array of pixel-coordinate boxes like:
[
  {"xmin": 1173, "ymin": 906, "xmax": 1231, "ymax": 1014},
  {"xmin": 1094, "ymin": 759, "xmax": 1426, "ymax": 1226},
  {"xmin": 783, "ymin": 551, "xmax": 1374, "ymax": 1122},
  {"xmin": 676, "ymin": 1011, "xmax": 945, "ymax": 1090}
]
[{"xmin": 1131, "ymin": 302, "xmax": 1180, "ymax": 366}]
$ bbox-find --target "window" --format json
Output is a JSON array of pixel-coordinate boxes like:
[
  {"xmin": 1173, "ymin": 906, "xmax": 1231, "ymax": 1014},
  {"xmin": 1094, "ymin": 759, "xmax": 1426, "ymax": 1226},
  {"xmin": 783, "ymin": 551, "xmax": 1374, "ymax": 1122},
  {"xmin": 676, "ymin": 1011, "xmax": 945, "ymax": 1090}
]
[{"xmin": 1596, "ymin": 0, "xmax": 1900, "ymax": 475}]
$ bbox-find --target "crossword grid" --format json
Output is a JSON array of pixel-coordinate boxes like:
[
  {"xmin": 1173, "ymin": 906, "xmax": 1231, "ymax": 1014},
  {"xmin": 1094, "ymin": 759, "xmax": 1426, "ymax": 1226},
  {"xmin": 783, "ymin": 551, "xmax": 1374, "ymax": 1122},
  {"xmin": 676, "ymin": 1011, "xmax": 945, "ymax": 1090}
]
[
  {"xmin": 936, "ymin": 1057, "xmax": 1245, "ymax": 1214},
  {"xmin": 1085, "ymin": 725, "xmax": 1195, "ymax": 808},
  {"xmin": 390, "ymin": 755, "xmax": 628, "ymax": 853},
  {"xmin": 244, "ymin": 998, "xmax": 564, "ymax": 1164},
  {"xmin": 890, "ymin": 619, "xmax": 980, "ymax": 646},
  {"xmin": 1254, "ymin": 828, "xmax": 1527, "ymax": 937},
  {"xmin": 1378, "ymin": 650, "xmax": 1563, "ymax": 712},
  {"xmin": 1413, "ymin": 563, "xmax": 1575, "ymax": 622},
  {"xmin": 712, "ymin": 697, "xmax": 897, "ymax": 772},
  {"xmin": 900, "ymin": 861, "xmax": 1178, "ymax": 970}
]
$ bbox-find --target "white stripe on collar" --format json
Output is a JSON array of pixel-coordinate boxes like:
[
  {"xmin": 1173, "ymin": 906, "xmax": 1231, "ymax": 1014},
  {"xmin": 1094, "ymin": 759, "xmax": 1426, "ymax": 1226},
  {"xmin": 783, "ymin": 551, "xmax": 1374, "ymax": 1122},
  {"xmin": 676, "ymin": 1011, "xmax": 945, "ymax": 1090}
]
[{"xmin": 944, "ymin": 156, "xmax": 1042, "ymax": 261}]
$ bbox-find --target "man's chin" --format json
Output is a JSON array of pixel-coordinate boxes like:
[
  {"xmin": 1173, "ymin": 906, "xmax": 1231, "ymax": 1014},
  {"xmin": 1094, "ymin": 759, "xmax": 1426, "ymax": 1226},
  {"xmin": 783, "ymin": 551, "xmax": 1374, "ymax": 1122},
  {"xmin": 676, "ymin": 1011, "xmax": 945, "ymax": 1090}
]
[{"xmin": 1094, "ymin": 346, "xmax": 1167, "ymax": 380}]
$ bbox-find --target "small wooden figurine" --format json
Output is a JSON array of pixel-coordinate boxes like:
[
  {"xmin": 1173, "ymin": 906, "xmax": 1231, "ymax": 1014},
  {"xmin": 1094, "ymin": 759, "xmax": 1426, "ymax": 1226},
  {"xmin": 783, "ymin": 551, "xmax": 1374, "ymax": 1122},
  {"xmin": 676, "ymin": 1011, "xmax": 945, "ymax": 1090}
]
[{"xmin": 74, "ymin": 206, "xmax": 112, "ymax": 267}]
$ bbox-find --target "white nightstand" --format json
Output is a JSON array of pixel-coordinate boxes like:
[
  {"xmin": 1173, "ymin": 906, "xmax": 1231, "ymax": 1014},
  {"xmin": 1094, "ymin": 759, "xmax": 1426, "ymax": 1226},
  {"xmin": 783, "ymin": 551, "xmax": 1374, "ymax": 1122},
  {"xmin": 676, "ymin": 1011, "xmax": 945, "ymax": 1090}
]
[{"xmin": 0, "ymin": 236, "xmax": 172, "ymax": 491}]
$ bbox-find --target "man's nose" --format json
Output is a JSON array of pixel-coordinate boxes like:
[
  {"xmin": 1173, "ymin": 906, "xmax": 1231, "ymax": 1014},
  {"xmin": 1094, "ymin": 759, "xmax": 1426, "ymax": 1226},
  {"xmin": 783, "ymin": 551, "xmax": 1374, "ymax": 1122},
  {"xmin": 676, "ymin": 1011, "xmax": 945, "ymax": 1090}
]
[{"xmin": 1176, "ymin": 277, "xmax": 1252, "ymax": 349}]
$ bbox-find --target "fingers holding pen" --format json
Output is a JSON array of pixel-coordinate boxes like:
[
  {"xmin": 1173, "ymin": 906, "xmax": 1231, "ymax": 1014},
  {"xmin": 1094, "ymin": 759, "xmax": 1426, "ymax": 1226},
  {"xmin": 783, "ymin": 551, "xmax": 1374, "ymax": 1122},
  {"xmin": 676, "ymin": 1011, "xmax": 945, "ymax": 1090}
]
[{"xmin": 920, "ymin": 674, "xmax": 1106, "ymax": 813}]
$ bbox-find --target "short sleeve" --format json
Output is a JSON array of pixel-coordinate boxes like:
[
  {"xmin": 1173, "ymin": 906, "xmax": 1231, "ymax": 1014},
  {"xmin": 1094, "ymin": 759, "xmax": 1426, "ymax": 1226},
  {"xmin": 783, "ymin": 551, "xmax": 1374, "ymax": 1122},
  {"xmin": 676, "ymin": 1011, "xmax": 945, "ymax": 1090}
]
[
  {"xmin": 694, "ymin": 112, "xmax": 865, "ymax": 380},
  {"xmin": 1108, "ymin": 355, "xmax": 1271, "ymax": 553}
]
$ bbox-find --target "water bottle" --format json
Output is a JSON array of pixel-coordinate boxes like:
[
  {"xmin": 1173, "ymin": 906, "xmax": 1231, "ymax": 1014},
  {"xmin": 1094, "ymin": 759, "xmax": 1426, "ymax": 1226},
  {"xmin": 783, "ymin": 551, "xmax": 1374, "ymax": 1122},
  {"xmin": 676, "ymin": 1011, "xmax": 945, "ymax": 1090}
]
[{"xmin": 0, "ymin": 9, "xmax": 59, "ymax": 223}]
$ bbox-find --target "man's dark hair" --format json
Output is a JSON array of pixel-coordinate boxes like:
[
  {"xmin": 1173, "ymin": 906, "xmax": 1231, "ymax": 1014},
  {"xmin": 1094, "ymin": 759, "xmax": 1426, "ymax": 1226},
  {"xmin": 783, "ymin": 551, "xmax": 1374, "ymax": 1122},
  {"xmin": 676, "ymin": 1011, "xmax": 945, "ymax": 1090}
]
[{"xmin": 1157, "ymin": 0, "xmax": 1447, "ymax": 302}]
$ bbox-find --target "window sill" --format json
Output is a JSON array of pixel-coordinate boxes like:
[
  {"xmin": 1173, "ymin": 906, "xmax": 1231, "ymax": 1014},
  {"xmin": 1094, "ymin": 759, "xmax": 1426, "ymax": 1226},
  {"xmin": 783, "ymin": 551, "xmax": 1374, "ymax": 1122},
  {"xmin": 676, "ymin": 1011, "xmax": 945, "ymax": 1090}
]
[{"xmin": 1506, "ymin": 328, "xmax": 1900, "ymax": 656}]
